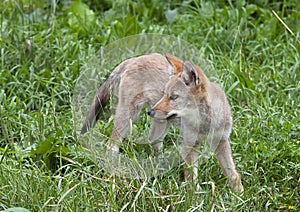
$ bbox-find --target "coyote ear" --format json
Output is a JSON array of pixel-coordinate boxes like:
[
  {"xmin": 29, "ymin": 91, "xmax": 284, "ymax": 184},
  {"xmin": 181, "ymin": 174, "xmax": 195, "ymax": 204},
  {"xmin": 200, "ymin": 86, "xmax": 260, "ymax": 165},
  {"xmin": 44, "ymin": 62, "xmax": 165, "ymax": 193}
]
[
  {"xmin": 165, "ymin": 52, "xmax": 183, "ymax": 76},
  {"xmin": 181, "ymin": 61, "xmax": 199, "ymax": 87}
]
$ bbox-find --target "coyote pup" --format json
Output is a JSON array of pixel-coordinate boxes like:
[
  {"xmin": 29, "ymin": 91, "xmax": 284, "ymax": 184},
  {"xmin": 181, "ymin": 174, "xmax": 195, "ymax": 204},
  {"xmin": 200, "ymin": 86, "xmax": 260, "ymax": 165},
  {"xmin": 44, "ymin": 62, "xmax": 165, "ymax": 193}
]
[{"xmin": 148, "ymin": 60, "xmax": 244, "ymax": 193}]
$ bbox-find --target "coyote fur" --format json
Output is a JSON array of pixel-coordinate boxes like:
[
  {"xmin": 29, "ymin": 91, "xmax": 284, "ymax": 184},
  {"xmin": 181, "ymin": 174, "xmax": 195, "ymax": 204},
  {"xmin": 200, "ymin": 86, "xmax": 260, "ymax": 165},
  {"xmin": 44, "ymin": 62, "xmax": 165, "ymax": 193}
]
[
  {"xmin": 148, "ymin": 60, "xmax": 244, "ymax": 193},
  {"xmin": 81, "ymin": 53, "xmax": 243, "ymax": 192},
  {"xmin": 81, "ymin": 53, "xmax": 182, "ymax": 154}
]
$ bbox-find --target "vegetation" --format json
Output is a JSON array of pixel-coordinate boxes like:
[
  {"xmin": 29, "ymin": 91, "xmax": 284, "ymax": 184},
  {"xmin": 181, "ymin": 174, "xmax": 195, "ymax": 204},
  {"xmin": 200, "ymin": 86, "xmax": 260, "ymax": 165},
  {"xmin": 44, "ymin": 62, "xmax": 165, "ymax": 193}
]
[{"xmin": 0, "ymin": 0, "xmax": 299, "ymax": 211}]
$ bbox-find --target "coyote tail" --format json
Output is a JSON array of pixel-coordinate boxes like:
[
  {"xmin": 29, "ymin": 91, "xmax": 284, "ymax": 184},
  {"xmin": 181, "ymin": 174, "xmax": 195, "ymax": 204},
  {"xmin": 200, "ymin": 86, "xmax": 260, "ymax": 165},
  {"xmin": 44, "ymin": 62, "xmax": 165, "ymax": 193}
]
[{"xmin": 80, "ymin": 63, "xmax": 124, "ymax": 134}]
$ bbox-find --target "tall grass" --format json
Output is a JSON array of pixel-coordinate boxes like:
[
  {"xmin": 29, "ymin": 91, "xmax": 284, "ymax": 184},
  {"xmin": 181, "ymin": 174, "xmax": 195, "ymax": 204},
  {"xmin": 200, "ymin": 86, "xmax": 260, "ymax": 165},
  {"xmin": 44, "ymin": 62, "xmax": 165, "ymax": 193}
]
[{"xmin": 0, "ymin": 0, "xmax": 299, "ymax": 211}]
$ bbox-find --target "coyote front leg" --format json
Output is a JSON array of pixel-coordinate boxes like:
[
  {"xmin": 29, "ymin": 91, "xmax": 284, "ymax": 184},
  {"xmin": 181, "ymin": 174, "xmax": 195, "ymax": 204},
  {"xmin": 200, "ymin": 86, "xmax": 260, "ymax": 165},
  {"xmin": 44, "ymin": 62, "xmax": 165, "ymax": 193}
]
[
  {"xmin": 181, "ymin": 129, "xmax": 202, "ymax": 182},
  {"xmin": 148, "ymin": 119, "xmax": 170, "ymax": 154}
]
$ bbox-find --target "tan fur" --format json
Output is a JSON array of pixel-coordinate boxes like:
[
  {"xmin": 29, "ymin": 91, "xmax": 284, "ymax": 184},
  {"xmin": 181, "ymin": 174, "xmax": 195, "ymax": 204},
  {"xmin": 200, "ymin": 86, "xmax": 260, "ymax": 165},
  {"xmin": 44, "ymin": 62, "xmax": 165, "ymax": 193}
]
[
  {"xmin": 81, "ymin": 53, "xmax": 182, "ymax": 155},
  {"xmin": 165, "ymin": 52, "xmax": 183, "ymax": 76},
  {"xmin": 149, "ymin": 60, "xmax": 244, "ymax": 193}
]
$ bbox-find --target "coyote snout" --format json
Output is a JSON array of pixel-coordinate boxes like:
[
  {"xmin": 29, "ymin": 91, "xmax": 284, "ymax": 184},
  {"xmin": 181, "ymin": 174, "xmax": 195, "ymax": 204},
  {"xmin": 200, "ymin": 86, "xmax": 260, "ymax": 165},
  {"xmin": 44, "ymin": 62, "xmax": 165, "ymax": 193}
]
[{"xmin": 148, "ymin": 108, "xmax": 178, "ymax": 121}]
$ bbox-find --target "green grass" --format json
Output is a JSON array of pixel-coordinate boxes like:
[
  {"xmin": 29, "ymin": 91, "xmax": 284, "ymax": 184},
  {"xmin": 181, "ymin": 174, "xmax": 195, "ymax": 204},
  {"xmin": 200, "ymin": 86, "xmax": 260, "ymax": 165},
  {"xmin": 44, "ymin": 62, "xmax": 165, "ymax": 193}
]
[{"xmin": 1, "ymin": 0, "xmax": 299, "ymax": 211}]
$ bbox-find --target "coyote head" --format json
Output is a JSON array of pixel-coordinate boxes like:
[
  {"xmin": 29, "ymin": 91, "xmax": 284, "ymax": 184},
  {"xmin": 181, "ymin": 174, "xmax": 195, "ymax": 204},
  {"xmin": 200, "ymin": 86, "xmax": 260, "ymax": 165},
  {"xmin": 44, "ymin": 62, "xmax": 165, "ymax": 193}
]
[{"xmin": 148, "ymin": 60, "xmax": 209, "ymax": 120}]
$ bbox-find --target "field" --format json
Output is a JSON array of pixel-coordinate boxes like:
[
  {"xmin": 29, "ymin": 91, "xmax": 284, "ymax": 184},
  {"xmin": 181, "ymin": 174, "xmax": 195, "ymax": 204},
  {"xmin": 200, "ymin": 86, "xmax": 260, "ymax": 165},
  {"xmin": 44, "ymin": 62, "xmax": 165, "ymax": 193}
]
[{"xmin": 0, "ymin": 0, "xmax": 299, "ymax": 211}]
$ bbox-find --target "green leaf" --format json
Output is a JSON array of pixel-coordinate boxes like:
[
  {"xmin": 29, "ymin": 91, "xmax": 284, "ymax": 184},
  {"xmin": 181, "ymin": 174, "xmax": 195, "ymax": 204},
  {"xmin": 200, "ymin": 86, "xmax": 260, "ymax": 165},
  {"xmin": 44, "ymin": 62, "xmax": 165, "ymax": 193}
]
[
  {"xmin": 68, "ymin": 0, "xmax": 96, "ymax": 36},
  {"xmin": 34, "ymin": 140, "xmax": 52, "ymax": 155},
  {"xmin": 110, "ymin": 16, "xmax": 142, "ymax": 37},
  {"xmin": 246, "ymin": 4, "xmax": 258, "ymax": 15}
]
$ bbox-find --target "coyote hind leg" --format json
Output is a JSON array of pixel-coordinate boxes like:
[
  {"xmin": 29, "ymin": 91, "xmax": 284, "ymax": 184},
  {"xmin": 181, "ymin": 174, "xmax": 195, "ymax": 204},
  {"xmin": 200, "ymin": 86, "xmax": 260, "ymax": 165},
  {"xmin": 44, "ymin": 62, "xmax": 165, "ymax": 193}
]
[
  {"xmin": 107, "ymin": 97, "xmax": 144, "ymax": 157},
  {"xmin": 215, "ymin": 139, "xmax": 244, "ymax": 193}
]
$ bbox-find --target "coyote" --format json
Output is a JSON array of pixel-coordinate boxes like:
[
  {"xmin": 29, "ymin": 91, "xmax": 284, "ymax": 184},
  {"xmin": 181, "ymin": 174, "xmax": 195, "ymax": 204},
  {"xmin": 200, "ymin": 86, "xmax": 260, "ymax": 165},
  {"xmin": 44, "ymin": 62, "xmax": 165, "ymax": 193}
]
[
  {"xmin": 148, "ymin": 60, "xmax": 244, "ymax": 192},
  {"xmin": 81, "ymin": 53, "xmax": 182, "ymax": 155}
]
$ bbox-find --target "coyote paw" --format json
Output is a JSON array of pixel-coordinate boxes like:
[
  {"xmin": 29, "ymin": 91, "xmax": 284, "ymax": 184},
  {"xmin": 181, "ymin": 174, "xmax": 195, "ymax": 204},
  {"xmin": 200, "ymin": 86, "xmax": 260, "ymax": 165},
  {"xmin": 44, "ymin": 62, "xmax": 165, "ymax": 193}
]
[
  {"xmin": 229, "ymin": 173, "xmax": 244, "ymax": 193},
  {"xmin": 106, "ymin": 142, "xmax": 119, "ymax": 158}
]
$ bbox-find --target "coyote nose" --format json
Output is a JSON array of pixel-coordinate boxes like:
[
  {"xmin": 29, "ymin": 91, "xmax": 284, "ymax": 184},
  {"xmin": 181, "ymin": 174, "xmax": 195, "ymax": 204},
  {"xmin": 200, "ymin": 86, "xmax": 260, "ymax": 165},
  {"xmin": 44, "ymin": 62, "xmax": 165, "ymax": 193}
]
[{"xmin": 148, "ymin": 109, "xmax": 155, "ymax": 117}]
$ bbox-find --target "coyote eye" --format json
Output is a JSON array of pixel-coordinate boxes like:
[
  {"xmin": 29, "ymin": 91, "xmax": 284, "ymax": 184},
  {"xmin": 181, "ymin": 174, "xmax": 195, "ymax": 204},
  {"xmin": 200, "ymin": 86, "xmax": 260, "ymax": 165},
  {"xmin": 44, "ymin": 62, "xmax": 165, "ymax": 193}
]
[{"xmin": 170, "ymin": 94, "xmax": 178, "ymax": 101}]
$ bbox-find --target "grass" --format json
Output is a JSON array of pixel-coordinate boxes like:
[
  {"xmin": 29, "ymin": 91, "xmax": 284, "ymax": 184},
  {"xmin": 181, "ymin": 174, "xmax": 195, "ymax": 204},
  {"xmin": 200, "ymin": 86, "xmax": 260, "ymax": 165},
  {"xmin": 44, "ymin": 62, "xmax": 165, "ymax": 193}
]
[{"xmin": 0, "ymin": 0, "xmax": 299, "ymax": 211}]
